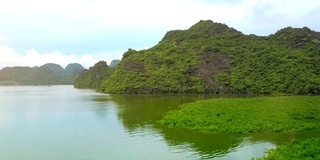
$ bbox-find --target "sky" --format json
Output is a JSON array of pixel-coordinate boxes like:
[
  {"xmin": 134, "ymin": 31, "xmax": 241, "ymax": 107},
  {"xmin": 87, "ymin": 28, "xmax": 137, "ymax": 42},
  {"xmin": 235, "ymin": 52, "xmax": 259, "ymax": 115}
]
[{"xmin": 0, "ymin": 0, "xmax": 319, "ymax": 69}]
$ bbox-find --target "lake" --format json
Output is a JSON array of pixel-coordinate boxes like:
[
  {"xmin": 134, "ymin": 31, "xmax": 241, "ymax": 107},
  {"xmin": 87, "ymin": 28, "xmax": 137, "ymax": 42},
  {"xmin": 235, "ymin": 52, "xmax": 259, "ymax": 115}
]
[{"xmin": 0, "ymin": 85, "xmax": 319, "ymax": 160}]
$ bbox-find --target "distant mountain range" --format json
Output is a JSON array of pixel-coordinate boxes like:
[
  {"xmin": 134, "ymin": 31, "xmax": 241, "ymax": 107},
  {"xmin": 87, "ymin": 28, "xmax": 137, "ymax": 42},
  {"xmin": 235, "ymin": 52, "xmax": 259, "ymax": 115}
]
[
  {"xmin": 110, "ymin": 59, "xmax": 120, "ymax": 67},
  {"xmin": 0, "ymin": 63, "xmax": 85, "ymax": 86}
]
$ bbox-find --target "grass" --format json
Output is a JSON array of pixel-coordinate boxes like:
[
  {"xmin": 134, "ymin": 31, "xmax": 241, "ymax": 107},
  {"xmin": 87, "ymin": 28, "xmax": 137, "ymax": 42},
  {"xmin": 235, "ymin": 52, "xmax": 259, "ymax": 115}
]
[{"xmin": 159, "ymin": 96, "xmax": 320, "ymax": 134}]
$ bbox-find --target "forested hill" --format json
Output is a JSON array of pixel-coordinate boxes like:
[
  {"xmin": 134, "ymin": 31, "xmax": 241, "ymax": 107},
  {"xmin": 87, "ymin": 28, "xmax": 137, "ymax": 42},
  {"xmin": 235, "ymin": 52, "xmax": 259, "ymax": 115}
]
[
  {"xmin": 84, "ymin": 20, "xmax": 320, "ymax": 94},
  {"xmin": 0, "ymin": 63, "xmax": 84, "ymax": 85},
  {"xmin": 74, "ymin": 61, "xmax": 112, "ymax": 89}
]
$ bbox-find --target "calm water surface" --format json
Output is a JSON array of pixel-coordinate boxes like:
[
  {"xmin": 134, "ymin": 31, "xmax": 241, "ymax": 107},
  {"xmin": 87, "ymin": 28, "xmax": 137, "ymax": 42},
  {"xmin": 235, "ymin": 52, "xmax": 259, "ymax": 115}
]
[{"xmin": 0, "ymin": 86, "xmax": 319, "ymax": 160}]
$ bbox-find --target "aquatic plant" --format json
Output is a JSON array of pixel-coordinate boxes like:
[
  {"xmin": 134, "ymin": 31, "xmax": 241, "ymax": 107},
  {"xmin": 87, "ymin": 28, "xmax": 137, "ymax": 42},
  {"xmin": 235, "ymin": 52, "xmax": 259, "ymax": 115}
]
[
  {"xmin": 256, "ymin": 137, "xmax": 320, "ymax": 160},
  {"xmin": 160, "ymin": 96, "xmax": 320, "ymax": 134}
]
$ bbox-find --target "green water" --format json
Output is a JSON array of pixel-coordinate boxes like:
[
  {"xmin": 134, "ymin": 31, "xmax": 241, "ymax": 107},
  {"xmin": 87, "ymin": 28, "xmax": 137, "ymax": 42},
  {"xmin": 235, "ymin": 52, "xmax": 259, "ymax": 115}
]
[{"xmin": 0, "ymin": 86, "xmax": 319, "ymax": 160}]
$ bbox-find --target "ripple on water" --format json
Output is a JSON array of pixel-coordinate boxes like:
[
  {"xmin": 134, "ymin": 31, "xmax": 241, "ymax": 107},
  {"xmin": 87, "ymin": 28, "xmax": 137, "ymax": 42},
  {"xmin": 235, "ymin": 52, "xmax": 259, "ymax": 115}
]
[{"xmin": 202, "ymin": 138, "xmax": 275, "ymax": 160}]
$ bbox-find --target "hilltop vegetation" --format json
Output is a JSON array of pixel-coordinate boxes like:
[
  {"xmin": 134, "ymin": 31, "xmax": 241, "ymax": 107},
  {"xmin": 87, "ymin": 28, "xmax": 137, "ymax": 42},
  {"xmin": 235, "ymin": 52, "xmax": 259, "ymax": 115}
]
[
  {"xmin": 0, "ymin": 63, "xmax": 84, "ymax": 85},
  {"xmin": 87, "ymin": 20, "xmax": 320, "ymax": 94}
]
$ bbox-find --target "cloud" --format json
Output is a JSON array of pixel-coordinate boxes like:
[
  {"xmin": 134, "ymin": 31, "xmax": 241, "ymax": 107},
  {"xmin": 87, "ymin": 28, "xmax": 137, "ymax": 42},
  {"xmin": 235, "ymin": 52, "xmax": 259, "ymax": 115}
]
[
  {"xmin": 249, "ymin": 0, "xmax": 320, "ymax": 24},
  {"xmin": 232, "ymin": 0, "xmax": 320, "ymax": 35},
  {"xmin": 1, "ymin": 0, "xmax": 319, "ymax": 33},
  {"xmin": 0, "ymin": 44, "xmax": 117, "ymax": 69},
  {"xmin": 2, "ymin": 0, "xmax": 317, "ymax": 40},
  {"xmin": 0, "ymin": 0, "xmax": 246, "ymax": 30},
  {"xmin": 0, "ymin": 0, "xmax": 320, "ymax": 69},
  {"xmin": 0, "ymin": 36, "xmax": 6, "ymax": 44}
]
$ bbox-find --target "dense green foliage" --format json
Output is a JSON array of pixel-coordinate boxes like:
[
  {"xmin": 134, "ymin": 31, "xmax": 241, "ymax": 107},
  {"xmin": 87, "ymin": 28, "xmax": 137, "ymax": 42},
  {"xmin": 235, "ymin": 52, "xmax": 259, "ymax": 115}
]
[
  {"xmin": 0, "ymin": 63, "xmax": 84, "ymax": 85},
  {"xmin": 74, "ymin": 61, "xmax": 111, "ymax": 89},
  {"xmin": 96, "ymin": 20, "xmax": 320, "ymax": 94},
  {"xmin": 159, "ymin": 96, "xmax": 320, "ymax": 134},
  {"xmin": 256, "ymin": 137, "xmax": 320, "ymax": 160}
]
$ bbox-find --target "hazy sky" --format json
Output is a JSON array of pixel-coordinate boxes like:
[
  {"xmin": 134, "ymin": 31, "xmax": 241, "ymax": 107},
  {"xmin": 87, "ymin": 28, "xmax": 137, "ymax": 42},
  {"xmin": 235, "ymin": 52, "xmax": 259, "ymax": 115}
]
[{"xmin": 0, "ymin": 0, "xmax": 319, "ymax": 69}]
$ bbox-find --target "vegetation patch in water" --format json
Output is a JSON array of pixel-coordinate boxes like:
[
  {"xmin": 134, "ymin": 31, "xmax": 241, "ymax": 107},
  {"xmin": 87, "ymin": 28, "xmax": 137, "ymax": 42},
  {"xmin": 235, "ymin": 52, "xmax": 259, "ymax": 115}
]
[
  {"xmin": 160, "ymin": 96, "xmax": 320, "ymax": 134},
  {"xmin": 255, "ymin": 137, "xmax": 320, "ymax": 160}
]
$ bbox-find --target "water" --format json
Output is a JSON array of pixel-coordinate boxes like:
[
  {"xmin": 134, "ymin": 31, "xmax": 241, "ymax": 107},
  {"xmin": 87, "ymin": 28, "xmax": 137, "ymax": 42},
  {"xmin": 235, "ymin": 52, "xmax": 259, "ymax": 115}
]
[{"xmin": 0, "ymin": 86, "xmax": 319, "ymax": 160}]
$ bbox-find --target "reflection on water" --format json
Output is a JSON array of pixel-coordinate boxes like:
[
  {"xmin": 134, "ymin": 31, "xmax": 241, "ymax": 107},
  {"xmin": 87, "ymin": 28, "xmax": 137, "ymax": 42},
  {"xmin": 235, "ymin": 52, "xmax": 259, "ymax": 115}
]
[
  {"xmin": 220, "ymin": 139, "xmax": 274, "ymax": 160},
  {"xmin": 110, "ymin": 94, "xmax": 320, "ymax": 159},
  {"xmin": 0, "ymin": 86, "xmax": 319, "ymax": 160}
]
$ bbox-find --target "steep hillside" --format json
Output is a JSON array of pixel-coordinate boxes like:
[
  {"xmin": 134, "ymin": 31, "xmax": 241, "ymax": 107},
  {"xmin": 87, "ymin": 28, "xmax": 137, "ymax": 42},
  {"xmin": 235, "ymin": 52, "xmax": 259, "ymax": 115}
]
[
  {"xmin": 0, "ymin": 63, "xmax": 85, "ymax": 85},
  {"xmin": 74, "ymin": 61, "xmax": 111, "ymax": 89},
  {"xmin": 93, "ymin": 20, "xmax": 319, "ymax": 94}
]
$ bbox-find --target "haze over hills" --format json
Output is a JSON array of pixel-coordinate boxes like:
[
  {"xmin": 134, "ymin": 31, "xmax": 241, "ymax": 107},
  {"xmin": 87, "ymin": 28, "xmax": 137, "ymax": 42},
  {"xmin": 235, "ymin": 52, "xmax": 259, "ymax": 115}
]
[
  {"xmin": 110, "ymin": 59, "xmax": 120, "ymax": 67},
  {"xmin": 0, "ymin": 63, "xmax": 85, "ymax": 85},
  {"xmin": 75, "ymin": 20, "xmax": 320, "ymax": 95}
]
